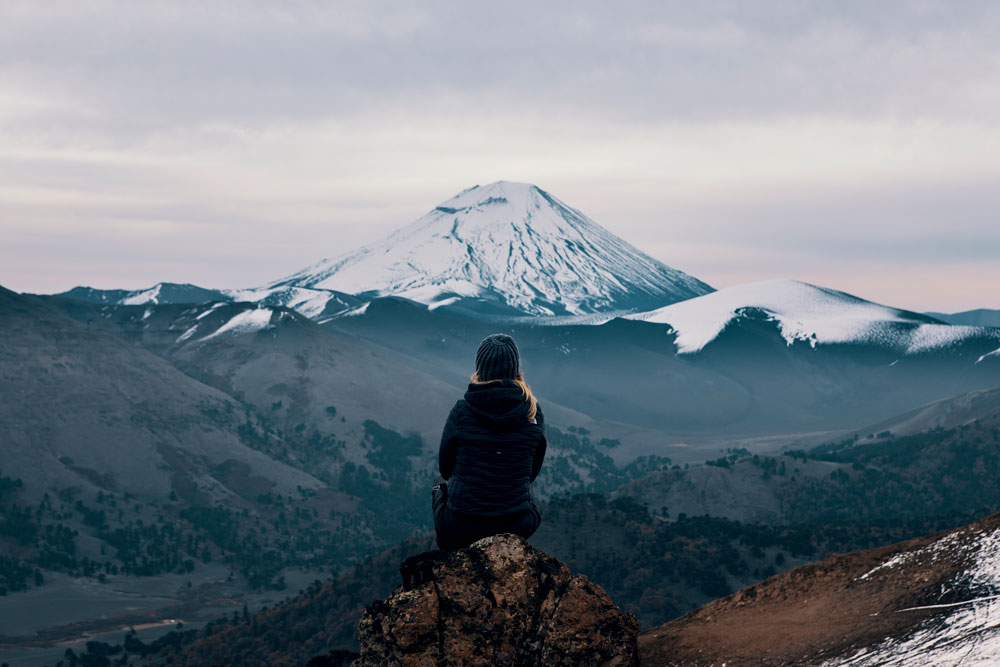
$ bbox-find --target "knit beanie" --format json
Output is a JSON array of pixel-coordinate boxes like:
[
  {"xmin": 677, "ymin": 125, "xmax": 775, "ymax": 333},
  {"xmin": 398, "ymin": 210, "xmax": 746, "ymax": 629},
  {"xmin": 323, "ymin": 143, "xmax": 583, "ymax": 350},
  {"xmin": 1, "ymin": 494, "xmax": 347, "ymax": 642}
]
[{"xmin": 475, "ymin": 333, "xmax": 521, "ymax": 381}]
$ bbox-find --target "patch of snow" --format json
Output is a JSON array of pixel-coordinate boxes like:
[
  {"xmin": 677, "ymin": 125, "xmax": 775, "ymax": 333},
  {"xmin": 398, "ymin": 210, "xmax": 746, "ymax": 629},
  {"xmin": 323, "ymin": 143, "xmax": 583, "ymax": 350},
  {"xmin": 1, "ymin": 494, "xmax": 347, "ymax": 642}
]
[
  {"xmin": 227, "ymin": 285, "xmax": 345, "ymax": 319},
  {"xmin": 831, "ymin": 527, "xmax": 1000, "ymax": 666},
  {"xmin": 857, "ymin": 532, "xmax": 967, "ymax": 582},
  {"xmin": 340, "ymin": 302, "xmax": 371, "ymax": 318},
  {"xmin": 199, "ymin": 308, "xmax": 274, "ymax": 341},
  {"xmin": 398, "ymin": 280, "xmax": 485, "ymax": 307},
  {"xmin": 977, "ymin": 347, "xmax": 1000, "ymax": 364},
  {"xmin": 195, "ymin": 302, "xmax": 226, "ymax": 320},
  {"xmin": 856, "ymin": 552, "xmax": 914, "ymax": 582},
  {"xmin": 905, "ymin": 324, "xmax": 986, "ymax": 354},
  {"xmin": 177, "ymin": 325, "xmax": 199, "ymax": 343},
  {"xmin": 121, "ymin": 283, "xmax": 162, "ymax": 306},
  {"xmin": 428, "ymin": 295, "xmax": 462, "ymax": 309}
]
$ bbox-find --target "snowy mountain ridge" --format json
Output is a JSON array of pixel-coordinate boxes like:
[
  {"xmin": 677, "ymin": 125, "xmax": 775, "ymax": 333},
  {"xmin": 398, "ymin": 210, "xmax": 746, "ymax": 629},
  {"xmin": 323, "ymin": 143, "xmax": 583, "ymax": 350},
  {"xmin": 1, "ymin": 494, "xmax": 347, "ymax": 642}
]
[
  {"xmin": 58, "ymin": 282, "xmax": 230, "ymax": 306},
  {"xmin": 625, "ymin": 279, "xmax": 1000, "ymax": 355},
  {"xmin": 265, "ymin": 181, "xmax": 713, "ymax": 316}
]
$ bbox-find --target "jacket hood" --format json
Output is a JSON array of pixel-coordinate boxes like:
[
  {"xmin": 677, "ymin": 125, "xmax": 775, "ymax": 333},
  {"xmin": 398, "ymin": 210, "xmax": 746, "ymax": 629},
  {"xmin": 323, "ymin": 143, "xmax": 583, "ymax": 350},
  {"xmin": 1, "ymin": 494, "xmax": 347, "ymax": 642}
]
[{"xmin": 463, "ymin": 380, "xmax": 531, "ymax": 431}]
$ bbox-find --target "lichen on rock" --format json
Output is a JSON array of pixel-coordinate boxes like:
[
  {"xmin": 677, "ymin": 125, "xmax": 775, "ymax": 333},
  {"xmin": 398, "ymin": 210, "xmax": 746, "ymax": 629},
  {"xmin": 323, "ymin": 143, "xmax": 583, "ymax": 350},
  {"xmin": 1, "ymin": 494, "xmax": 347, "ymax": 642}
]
[{"xmin": 356, "ymin": 533, "xmax": 639, "ymax": 666}]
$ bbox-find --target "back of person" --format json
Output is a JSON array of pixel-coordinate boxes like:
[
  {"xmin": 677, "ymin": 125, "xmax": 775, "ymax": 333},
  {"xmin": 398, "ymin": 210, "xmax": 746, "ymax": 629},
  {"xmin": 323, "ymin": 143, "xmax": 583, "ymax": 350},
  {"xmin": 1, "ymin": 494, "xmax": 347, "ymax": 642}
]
[{"xmin": 432, "ymin": 333, "xmax": 547, "ymax": 549}]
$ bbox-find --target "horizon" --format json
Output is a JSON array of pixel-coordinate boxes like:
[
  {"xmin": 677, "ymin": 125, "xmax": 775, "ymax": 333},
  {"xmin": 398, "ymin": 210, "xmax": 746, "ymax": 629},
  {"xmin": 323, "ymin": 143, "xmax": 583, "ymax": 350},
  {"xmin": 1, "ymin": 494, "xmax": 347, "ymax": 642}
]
[
  {"xmin": 2, "ymin": 176, "xmax": 997, "ymax": 315},
  {"xmin": 2, "ymin": 2, "xmax": 999, "ymax": 313}
]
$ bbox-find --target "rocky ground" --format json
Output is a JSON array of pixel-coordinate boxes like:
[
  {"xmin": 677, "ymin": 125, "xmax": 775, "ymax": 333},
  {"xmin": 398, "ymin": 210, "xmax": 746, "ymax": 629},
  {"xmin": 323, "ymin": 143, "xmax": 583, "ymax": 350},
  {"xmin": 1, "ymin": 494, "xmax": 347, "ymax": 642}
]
[{"xmin": 357, "ymin": 534, "xmax": 639, "ymax": 667}]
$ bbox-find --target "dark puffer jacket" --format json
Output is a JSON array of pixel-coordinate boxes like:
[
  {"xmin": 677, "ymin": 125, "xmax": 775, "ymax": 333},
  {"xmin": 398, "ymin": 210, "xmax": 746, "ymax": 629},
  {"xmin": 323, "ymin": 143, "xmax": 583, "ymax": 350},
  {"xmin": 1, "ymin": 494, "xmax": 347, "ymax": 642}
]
[{"xmin": 439, "ymin": 380, "xmax": 546, "ymax": 517}]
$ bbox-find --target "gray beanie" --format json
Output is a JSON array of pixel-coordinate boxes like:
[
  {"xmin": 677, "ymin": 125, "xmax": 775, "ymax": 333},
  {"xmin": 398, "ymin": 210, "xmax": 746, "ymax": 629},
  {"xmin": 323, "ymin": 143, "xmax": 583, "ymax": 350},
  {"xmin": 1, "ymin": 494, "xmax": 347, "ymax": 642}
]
[{"xmin": 475, "ymin": 333, "xmax": 521, "ymax": 381}]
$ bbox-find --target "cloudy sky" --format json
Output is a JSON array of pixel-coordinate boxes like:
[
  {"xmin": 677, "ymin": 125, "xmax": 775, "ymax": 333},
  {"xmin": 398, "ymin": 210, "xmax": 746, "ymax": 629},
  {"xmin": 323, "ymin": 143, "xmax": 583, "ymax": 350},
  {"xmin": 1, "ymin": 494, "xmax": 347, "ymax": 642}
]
[{"xmin": 2, "ymin": 0, "xmax": 998, "ymax": 312}]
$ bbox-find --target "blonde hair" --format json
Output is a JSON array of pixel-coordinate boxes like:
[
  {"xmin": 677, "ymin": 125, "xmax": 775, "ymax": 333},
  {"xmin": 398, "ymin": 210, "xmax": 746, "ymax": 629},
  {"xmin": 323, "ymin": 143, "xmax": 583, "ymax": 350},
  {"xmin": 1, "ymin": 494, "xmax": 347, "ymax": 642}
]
[{"xmin": 470, "ymin": 371, "xmax": 538, "ymax": 423}]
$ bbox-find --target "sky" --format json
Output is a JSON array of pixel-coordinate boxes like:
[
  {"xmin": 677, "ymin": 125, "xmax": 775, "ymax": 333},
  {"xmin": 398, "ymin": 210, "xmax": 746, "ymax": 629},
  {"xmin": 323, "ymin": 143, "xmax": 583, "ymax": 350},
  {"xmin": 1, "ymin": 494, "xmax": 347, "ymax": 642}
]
[{"xmin": 1, "ymin": 0, "xmax": 999, "ymax": 312}]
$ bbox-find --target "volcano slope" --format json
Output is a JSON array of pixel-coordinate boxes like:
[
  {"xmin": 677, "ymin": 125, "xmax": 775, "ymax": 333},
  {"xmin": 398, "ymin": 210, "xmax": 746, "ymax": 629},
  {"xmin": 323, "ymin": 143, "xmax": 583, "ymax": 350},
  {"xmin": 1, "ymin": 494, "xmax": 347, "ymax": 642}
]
[{"xmin": 640, "ymin": 512, "xmax": 1000, "ymax": 666}]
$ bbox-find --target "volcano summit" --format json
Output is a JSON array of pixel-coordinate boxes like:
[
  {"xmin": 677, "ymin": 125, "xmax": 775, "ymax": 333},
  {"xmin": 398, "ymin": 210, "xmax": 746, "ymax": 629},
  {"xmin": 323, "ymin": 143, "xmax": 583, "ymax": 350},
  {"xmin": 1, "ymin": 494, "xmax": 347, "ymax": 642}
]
[{"xmin": 267, "ymin": 181, "xmax": 713, "ymax": 317}]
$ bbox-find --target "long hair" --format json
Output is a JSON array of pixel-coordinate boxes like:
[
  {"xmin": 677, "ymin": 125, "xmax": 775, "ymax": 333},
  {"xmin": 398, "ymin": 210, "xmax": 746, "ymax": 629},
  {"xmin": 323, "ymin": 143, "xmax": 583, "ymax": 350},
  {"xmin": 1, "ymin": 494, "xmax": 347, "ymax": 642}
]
[{"xmin": 470, "ymin": 371, "xmax": 538, "ymax": 423}]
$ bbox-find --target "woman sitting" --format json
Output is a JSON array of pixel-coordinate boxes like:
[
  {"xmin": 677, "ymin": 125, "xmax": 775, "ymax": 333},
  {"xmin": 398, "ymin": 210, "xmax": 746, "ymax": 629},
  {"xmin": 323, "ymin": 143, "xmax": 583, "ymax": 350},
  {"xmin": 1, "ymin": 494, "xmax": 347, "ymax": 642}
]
[{"xmin": 432, "ymin": 333, "xmax": 546, "ymax": 550}]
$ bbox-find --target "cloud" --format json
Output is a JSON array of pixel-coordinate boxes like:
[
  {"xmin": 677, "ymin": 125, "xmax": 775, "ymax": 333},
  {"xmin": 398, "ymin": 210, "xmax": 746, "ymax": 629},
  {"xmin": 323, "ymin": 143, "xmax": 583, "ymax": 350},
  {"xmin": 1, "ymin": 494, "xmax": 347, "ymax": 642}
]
[{"xmin": 4, "ymin": 0, "xmax": 1000, "ymax": 132}]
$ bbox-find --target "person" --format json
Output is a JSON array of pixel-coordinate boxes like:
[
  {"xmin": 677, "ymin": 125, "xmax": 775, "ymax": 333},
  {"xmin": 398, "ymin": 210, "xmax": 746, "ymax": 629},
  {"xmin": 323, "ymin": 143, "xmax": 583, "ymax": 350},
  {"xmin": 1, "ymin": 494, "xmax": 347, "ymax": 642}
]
[{"xmin": 432, "ymin": 333, "xmax": 546, "ymax": 549}]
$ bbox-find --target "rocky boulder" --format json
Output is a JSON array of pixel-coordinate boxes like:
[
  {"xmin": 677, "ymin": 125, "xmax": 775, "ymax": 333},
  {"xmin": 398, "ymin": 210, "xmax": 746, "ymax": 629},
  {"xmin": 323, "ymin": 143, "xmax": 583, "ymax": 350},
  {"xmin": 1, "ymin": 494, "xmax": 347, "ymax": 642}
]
[{"xmin": 356, "ymin": 533, "xmax": 639, "ymax": 666}]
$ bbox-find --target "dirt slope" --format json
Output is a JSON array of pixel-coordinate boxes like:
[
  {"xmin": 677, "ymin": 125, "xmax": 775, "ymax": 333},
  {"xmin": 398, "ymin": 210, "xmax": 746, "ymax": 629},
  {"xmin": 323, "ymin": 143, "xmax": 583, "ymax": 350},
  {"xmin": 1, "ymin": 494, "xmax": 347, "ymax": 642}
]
[{"xmin": 640, "ymin": 513, "xmax": 1000, "ymax": 665}]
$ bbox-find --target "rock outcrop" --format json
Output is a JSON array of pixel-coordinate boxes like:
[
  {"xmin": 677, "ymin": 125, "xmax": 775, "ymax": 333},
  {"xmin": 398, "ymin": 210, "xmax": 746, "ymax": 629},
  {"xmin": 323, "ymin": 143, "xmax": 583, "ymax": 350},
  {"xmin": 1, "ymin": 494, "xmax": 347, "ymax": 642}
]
[{"xmin": 356, "ymin": 534, "xmax": 639, "ymax": 666}]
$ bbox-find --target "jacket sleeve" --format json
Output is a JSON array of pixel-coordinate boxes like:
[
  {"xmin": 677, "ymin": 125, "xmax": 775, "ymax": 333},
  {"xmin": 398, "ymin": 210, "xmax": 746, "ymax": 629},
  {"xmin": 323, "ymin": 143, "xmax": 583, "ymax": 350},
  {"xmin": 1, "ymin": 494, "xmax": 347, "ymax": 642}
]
[
  {"xmin": 438, "ymin": 402, "xmax": 462, "ymax": 479},
  {"xmin": 530, "ymin": 405, "xmax": 547, "ymax": 482}
]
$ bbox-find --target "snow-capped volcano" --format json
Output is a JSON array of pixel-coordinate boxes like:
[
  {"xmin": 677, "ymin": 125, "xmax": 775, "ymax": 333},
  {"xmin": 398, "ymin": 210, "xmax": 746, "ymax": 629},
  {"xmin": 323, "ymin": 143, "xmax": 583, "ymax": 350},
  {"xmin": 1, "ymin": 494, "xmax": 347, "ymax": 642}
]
[
  {"xmin": 627, "ymin": 279, "xmax": 1000, "ymax": 355},
  {"xmin": 267, "ymin": 181, "xmax": 713, "ymax": 316}
]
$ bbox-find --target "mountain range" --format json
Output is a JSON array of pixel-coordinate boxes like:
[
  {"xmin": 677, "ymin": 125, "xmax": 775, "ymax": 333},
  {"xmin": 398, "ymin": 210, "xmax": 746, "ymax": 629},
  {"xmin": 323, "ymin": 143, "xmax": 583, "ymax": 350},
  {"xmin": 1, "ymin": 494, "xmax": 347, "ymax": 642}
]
[
  {"xmin": 43, "ymin": 182, "xmax": 1000, "ymax": 443},
  {"xmin": 4, "ymin": 180, "xmax": 1000, "ymax": 664},
  {"xmin": 54, "ymin": 181, "xmax": 998, "ymax": 363}
]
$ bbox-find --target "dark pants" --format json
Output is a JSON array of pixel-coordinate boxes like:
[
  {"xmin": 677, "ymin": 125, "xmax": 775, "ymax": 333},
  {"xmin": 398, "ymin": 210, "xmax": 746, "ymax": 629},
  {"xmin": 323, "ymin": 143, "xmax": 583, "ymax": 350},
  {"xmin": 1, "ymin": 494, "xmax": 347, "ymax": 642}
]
[{"xmin": 431, "ymin": 477, "xmax": 541, "ymax": 550}]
